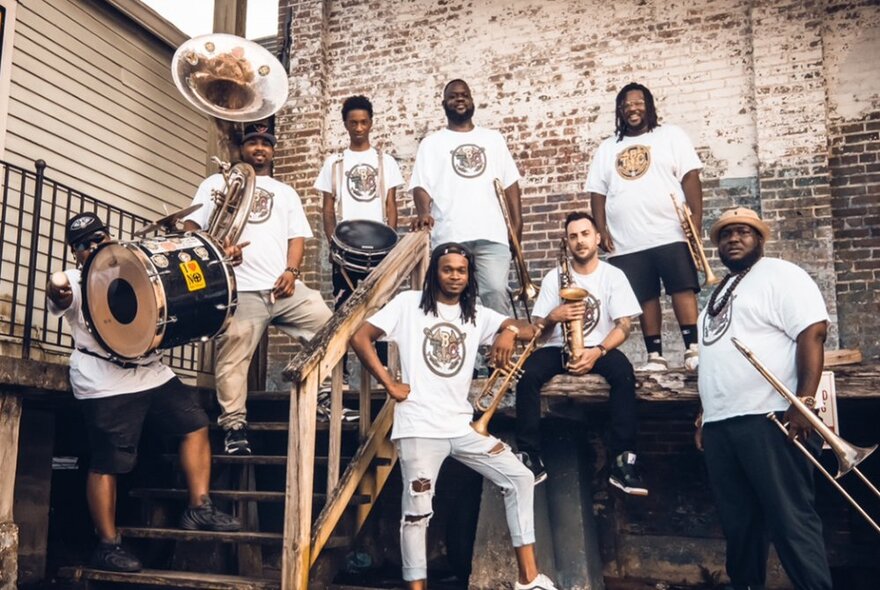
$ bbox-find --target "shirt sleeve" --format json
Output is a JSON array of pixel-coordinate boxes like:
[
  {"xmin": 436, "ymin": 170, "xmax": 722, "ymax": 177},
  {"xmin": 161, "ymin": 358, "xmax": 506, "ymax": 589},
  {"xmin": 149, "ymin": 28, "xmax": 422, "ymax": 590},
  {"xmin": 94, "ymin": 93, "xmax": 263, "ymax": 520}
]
[
  {"xmin": 585, "ymin": 141, "xmax": 609, "ymax": 195},
  {"xmin": 496, "ymin": 132, "xmax": 522, "ymax": 188},
  {"xmin": 772, "ymin": 263, "xmax": 829, "ymax": 341},
  {"xmin": 384, "ymin": 153, "xmax": 405, "ymax": 189},
  {"xmin": 531, "ymin": 269, "xmax": 559, "ymax": 320},
  {"xmin": 366, "ymin": 292, "xmax": 406, "ymax": 342},
  {"xmin": 313, "ymin": 156, "xmax": 335, "ymax": 193},
  {"xmin": 606, "ymin": 266, "xmax": 643, "ymax": 320},
  {"xmin": 184, "ymin": 175, "xmax": 221, "ymax": 229},
  {"xmin": 285, "ymin": 186, "xmax": 314, "ymax": 239},
  {"xmin": 478, "ymin": 305, "xmax": 508, "ymax": 346},
  {"xmin": 669, "ymin": 125, "xmax": 703, "ymax": 181}
]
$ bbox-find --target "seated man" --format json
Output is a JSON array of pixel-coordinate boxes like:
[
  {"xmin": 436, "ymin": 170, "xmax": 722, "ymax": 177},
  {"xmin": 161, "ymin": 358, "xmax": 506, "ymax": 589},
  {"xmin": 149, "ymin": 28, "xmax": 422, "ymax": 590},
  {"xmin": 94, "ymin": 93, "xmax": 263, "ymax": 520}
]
[
  {"xmin": 47, "ymin": 212, "xmax": 240, "ymax": 573},
  {"xmin": 351, "ymin": 242, "xmax": 558, "ymax": 590},
  {"xmin": 515, "ymin": 211, "xmax": 647, "ymax": 495}
]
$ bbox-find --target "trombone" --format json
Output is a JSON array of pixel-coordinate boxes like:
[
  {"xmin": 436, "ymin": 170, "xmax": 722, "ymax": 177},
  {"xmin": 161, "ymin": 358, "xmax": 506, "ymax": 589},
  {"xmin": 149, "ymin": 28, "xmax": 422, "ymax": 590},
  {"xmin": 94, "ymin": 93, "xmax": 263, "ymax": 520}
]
[
  {"xmin": 732, "ymin": 338, "xmax": 880, "ymax": 534},
  {"xmin": 494, "ymin": 179, "xmax": 540, "ymax": 320},
  {"xmin": 671, "ymin": 194, "xmax": 719, "ymax": 287}
]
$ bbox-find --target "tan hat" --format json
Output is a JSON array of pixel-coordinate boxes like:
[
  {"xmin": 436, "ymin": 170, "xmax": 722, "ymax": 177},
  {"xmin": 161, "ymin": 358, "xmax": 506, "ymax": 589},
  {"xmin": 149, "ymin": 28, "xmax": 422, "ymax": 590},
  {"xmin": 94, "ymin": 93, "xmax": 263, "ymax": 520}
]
[{"xmin": 710, "ymin": 207, "xmax": 771, "ymax": 245}]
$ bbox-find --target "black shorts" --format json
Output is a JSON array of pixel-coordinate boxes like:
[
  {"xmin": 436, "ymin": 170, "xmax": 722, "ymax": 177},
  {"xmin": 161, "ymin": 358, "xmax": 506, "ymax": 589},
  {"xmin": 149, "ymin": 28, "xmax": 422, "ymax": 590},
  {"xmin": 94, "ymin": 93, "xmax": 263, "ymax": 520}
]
[
  {"xmin": 609, "ymin": 242, "xmax": 700, "ymax": 303},
  {"xmin": 79, "ymin": 377, "xmax": 208, "ymax": 474}
]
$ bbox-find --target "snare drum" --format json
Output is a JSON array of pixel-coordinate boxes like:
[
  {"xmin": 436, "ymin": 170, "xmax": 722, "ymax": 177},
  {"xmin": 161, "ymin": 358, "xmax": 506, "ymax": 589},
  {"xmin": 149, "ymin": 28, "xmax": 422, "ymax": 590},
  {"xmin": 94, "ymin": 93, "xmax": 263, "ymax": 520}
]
[
  {"xmin": 330, "ymin": 219, "xmax": 398, "ymax": 273},
  {"xmin": 81, "ymin": 231, "xmax": 236, "ymax": 360}
]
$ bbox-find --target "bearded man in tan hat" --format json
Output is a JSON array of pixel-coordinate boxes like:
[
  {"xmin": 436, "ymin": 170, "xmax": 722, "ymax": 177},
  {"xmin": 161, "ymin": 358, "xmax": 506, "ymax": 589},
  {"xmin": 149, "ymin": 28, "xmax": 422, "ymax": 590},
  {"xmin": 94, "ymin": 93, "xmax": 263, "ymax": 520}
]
[{"xmin": 694, "ymin": 207, "xmax": 832, "ymax": 590}]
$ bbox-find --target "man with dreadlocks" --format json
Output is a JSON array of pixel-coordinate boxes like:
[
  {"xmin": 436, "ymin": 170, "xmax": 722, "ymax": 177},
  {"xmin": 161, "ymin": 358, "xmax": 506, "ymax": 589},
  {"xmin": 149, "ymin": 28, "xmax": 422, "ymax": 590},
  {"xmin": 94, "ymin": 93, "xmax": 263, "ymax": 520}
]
[
  {"xmin": 587, "ymin": 82, "xmax": 704, "ymax": 372},
  {"xmin": 351, "ymin": 243, "xmax": 558, "ymax": 590},
  {"xmin": 695, "ymin": 207, "xmax": 832, "ymax": 590}
]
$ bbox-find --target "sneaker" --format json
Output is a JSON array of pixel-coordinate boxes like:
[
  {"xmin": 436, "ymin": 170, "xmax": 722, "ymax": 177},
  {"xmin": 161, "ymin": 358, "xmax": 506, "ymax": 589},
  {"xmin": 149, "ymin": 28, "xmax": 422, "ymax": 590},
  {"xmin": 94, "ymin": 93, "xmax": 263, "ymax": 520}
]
[
  {"xmin": 516, "ymin": 451, "xmax": 548, "ymax": 485},
  {"xmin": 89, "ymin": 536, "xmax": 142, "ymax": 572},
  {"xmin": 180, "ymin": 495, "xmax": 242, "ymax": 531},
  {"xmin": 609, "ymin": 451, "xmax": 649, "ymax": 496},
  {"xmin": 636, "ymin": 352, "xmax": 668, "ymax": 372},
  {"xmin": 515, "ymin": 572, "xmax": 559, "ymax": 590},
  {"xmin": 317, "ymin": 391, "xmax": 360, "ymax": 422},
  {"xmin": 684, "ymin": 343, "xmax": 699, "ymax": 371},
  {"xmin": 223, "ymin": 425, "xmax": 251, "ymax": 455}
]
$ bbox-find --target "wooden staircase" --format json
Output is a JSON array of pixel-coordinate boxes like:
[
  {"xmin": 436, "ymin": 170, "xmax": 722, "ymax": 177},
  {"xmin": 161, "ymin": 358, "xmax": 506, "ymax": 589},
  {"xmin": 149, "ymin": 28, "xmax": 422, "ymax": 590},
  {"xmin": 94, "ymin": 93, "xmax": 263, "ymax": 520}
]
[{"xmin": 58, "ymin": 230, "xmax": 430, "ymax": 589}]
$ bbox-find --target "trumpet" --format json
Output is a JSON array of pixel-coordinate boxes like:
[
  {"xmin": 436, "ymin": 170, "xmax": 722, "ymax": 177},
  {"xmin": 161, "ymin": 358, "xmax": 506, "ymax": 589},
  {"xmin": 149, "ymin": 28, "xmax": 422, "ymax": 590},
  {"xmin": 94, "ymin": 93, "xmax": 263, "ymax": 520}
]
[
  {"xmin": 471, "ymin": 330, "xmax": 542, "ymax": 436},
  {"xmin": 558, "ymin": 238, "xmax": 590, "ymax": 367},
  {"xmin": 494, "ymin": 179, "xmax": 540, "ymax": 319},
  {"xmin": 732, "ymin": 338, "xmax": 880, "ymax": 534},
  {"xmin": 671, "ymin": 194, "xmax": 719, "ymax": 286}
]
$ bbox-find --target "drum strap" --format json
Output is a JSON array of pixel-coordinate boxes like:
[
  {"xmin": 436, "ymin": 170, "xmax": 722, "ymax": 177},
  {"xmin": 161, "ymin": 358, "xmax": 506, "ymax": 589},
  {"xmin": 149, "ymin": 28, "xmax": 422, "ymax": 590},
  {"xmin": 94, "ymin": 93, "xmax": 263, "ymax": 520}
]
[
  {"xmin": 76, "ymin": 347, "xmax": 156, "ymax": 370},
  {"xmin": 332, "ymin": 155, "xmax": 345, "ymax": 219},
  {"xmin": 376, "ymin": 147, "xmax": 386, "ymax": 224}
]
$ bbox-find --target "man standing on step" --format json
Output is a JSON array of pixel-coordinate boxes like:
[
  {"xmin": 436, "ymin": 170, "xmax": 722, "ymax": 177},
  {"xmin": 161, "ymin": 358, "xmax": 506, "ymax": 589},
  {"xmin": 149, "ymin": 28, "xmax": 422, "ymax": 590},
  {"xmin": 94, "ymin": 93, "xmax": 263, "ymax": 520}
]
[
  {"xmin": 587, "ymin": 82, "xmax": 704, "ymax": 372},
  {"xmin": 185, "ymin": 122, "xmax": 333, "ymax": 455},
  {"xmin": 410, "ymin": 79, "xmax": 523, "ymax": 316},
  {"xmin": 315, "ymin": 95, "xmax": 404, "ymax": 383},
  {"xmin": 48, "ymin": 212, "xmax": 240, "ymax": 573},
  {"xmin": 351, "ymin": 243, "xmax": 559, "ymax": 590},
  {"xmin": 515, "ymin": 212, "xmax": 647, "ymax": 495}
]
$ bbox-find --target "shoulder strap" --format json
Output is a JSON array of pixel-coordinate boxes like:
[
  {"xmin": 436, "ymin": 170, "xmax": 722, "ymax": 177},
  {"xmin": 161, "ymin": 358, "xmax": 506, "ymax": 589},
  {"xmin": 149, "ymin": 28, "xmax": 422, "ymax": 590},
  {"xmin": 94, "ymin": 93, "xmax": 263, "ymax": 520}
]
[
  {"xmin": 376, "ymin": 147, "xmax": 386, "ymax": 224},
  {"xmin": 331, "ymin": 153, "xmax": 344, "ymax": 219}
]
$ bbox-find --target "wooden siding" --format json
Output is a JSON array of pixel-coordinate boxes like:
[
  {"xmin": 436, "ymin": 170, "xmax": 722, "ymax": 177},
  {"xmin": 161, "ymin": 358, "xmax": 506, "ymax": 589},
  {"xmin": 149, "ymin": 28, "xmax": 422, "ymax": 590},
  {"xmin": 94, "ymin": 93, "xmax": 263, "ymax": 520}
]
[{"xmin": 3, "ymin": 0, "xmax": 207, "ymax": 218}]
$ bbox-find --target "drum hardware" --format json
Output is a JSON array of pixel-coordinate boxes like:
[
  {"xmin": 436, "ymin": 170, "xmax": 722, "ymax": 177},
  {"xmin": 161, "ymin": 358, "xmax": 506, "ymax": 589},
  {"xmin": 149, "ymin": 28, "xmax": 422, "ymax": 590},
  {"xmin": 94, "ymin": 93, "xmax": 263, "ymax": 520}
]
[
  {"xmin": 558, "ymin": 238, "xmax": 590, "ymax": 368},
  {"xmin": 134, "ymin": 203, "xmax": 204, "ymax": 237},
  {"xmin": 732, "ymin": 338, "xmax": 880, "ymax": 534},
  {"xmin": 671, "ymin": 194, "xmax": 719, "ymax": 287},
  {"xmin": 493, "ymin": 179, "xmax": 539, "ymax": 320}
]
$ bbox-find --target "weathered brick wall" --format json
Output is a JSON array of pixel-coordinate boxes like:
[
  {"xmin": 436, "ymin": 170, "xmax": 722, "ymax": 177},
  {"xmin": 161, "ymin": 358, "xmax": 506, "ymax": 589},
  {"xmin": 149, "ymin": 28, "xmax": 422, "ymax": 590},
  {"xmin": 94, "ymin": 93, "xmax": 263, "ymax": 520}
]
[{"xmin": 824, "ymin": 1, "xmax": 880, "ymax": 358}]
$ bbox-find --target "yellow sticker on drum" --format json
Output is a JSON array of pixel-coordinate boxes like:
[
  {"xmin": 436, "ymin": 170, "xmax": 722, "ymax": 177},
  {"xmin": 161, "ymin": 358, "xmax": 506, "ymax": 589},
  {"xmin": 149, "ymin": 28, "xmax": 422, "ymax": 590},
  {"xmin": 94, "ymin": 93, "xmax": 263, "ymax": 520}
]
[{"xmin": 180, "ymin": 260, "xmax": 206, "ymax": 291}]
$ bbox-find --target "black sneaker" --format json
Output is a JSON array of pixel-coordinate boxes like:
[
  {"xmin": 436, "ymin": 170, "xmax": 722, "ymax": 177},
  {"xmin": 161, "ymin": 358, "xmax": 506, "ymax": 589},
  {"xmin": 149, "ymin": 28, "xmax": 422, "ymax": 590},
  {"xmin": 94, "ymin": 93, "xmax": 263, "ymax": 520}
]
[
  {"xmin": 609, "ymin": 451, "xmax": 648, "ymax": 496},
  {"xmin": 516, "ymin": 451, "xmax": 548, "ymax": 485},
  {"xmin": 180, "ymin": 495, "xmax": 242, "ymax": 531},
  {"xmin": 89, "ymin": 536, "xmax": 142, "ymax": 572},
  {"xmin": 224, "ymin": 425, "xmax": 251, "ymax": 455}
]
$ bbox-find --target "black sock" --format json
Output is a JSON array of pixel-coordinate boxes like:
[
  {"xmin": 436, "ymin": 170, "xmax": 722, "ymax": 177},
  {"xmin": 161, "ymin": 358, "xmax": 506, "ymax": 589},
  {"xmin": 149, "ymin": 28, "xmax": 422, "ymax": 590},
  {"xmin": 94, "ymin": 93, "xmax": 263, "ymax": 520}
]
[
  {"xmin": 680, "ymin": 324, "xmax": 698, "ymax": 348},
  {"xmin": 644, "ymin": 335, "xmax": 662, "ymax": 355}
]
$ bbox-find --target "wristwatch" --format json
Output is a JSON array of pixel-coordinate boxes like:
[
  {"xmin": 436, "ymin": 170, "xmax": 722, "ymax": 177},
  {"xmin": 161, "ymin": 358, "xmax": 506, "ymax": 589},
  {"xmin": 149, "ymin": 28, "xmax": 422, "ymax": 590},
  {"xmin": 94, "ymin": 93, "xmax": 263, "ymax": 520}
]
[
  {"xmin": 596, "ymin": 344, "xmax": 607, "ymax": 357},
  {"xmin": 284, "ymin": 266, "xmax": 301, "ymax": 279},
  {"xmin": 799, "ymin": 395, "xmax": 817, "ymax": 410},
  {"xmin": 505, "ymin": 324, "xmax": 520, "ymax": 335}
]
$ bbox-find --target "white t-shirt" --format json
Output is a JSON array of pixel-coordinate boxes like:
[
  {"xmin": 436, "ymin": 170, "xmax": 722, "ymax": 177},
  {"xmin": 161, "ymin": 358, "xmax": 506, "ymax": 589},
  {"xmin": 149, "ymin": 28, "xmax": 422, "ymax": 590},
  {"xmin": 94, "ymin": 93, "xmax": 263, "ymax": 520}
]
[
  {"xmin": 585, "ymin": 124, "xmax": 703, "ymax": 257},
  {"xmin": 366, "ymin": 290, "xmax": 506, "ymax": 440},
  {"xmin": 48, "ymin": 269, "xmax": 175, "ymax": 400},
  {"xmin": 186, "ymin": 173, "xmax": 313, "ymax": 292},
  {"xmin": 409, "ymin": 126, "xmax": 521, "ymax": 246},
  {"xmin": 314, "ymin": 148, "xmax": 404, "ymax": 223},
  {"xmin": 698, "ymin": 258, "xmax": 829, "ymax": 424},
  {"xmin": 532, "ymin": 261, "xmax": 642, "ymax": 348}
]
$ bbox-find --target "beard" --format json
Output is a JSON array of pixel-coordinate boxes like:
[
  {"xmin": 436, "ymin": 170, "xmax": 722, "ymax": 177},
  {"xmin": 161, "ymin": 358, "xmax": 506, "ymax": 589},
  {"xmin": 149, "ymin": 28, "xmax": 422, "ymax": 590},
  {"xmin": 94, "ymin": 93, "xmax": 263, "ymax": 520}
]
[
  {"xmin": 570, "ymin": 248, "xmax": 597, "ymax": 266},
  {"xmin": 444, "ymin": 103, "xmax": 475, "ymax": 125},
  {"xmin": 720, "ymin": 245, "xmax": 763, "ymax": 273}
]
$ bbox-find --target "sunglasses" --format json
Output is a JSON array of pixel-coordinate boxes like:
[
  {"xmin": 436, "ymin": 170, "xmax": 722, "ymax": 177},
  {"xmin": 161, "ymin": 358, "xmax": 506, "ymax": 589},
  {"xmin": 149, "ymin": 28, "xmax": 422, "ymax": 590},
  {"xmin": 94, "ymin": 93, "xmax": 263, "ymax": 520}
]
[{"xmin": 72, "ymin": 232, "xmax": 107, "ymax": 252}]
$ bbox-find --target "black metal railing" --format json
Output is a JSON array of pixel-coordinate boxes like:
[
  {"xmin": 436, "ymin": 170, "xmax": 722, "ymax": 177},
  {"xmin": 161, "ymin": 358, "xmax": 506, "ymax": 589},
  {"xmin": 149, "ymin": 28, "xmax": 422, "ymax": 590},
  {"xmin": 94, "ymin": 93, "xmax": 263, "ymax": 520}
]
[{"xmin": 0, "ymin": 158, "xmax": 208, "ymax": 377}]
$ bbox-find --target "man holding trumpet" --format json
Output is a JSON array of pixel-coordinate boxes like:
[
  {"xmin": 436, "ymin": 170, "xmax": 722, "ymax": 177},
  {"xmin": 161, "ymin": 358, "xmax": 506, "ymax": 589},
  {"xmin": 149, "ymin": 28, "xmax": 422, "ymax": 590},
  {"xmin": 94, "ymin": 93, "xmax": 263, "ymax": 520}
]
[
  {"xmin": 350, "ymin": 242, "xmax": 558, "ymax": 590},
  {"xmin": 695, "ymin": 207, "xmax": 832, "ymax": 590},
  {"xmin": 514, "ymin": 212, "xmax": 646, "ymax": 494}
]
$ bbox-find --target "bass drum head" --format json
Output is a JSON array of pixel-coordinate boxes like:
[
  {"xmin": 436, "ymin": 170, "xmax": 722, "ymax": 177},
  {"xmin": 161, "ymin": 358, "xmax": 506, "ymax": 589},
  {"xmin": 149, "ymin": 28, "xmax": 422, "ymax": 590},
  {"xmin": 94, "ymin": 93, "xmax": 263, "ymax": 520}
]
[
  {"xmin": 82, "ymin": 242, "xmax": 161, "ymax": 359},
  {"xmin": 334, "ymin": 219, "xmax": 398, "ymax": 253}
]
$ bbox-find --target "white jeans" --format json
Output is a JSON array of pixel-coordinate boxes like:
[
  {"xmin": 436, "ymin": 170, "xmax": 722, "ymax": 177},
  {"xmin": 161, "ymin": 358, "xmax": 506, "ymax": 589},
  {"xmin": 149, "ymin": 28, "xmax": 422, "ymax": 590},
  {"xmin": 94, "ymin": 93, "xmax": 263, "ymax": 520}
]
[{"xmin": 396, "ymin": 431, "xmax": 535, "ymax": 581}]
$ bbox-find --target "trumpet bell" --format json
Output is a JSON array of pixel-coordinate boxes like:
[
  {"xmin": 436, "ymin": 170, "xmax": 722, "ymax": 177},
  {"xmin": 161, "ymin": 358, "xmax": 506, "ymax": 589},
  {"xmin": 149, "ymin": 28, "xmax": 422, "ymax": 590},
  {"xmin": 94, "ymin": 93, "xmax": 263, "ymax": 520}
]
[{"xmin": 173, "ymin": 33, "xmax": 289, "ymax": 122}]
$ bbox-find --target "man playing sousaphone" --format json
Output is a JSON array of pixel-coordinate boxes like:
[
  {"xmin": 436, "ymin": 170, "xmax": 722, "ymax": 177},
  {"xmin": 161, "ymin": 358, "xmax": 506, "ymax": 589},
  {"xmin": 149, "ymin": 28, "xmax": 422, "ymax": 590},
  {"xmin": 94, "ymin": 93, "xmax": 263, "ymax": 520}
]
[
  {"xmin": 315, "ymin": 95, "xmax": 404, "ymax": 384},
  {"xmin": 515, "ymin": 212, "xmax": 647, "ymax": 495}
]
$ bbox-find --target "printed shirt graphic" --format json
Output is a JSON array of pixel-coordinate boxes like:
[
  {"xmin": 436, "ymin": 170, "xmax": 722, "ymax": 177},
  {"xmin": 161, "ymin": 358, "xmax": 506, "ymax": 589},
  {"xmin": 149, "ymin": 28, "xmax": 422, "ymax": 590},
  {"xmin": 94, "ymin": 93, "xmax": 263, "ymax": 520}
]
[
  {"xmin": 314, "ymin": 149, "xmax": 404, "ymax": 223},
  {"xmin": 585, "ymin": 124, "xmax": 703, "ymax": 257},
  {"xmin": 409, "ymin": 126, "xmax": 520, "ymax": 246},
  {"xmin": 697, "ymin": 258, "xmax": 829, "ymax": 424},
  {"xmin": 366, "ymin": 290, "xmax": 506, "ymax": 440},
  {"xmin": 532, "ymin": 261, "xmax": 642, "ymax": 349},
  {"xmin": 47, "ymin": 269, "xmax": 174, "ymax": 400},
  {"xmin": 186, "ymin": 174, "xmax": 312, "ymax": 291}
]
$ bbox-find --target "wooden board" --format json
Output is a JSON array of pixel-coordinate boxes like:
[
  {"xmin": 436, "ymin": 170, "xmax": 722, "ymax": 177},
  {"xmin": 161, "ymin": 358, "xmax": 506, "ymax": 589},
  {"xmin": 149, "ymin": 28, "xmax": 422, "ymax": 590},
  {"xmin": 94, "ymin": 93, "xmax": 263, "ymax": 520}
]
[{"xmin": 57, "ymin": 567, "xmax": 280, "ymax": 590}]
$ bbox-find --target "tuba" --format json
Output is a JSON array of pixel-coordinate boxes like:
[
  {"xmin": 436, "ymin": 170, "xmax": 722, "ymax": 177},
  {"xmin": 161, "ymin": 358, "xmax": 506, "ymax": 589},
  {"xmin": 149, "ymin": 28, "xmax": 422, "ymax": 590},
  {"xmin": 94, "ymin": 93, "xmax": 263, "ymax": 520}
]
[
  {"xmin": 172, "ymin": 34, "xmax": 289, "ymax": 244},
  {"xmin": 558, "ymin": 238, "xmax": 590, "ymax": 367},
  {"xmin": 494, "ymin": 179, "xmax": 540, "ymax": 319},
  {"xmin": 671, "ymin": 194, "xmax": 719, "ymax": 287}
]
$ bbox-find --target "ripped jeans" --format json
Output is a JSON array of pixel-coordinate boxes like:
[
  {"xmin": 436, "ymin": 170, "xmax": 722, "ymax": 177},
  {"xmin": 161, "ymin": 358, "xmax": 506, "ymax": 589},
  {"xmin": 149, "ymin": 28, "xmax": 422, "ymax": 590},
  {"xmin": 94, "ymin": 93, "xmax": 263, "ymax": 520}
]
[{"xmin": 395, "ymin": 431, "xmax": 536, "ymax": 582}]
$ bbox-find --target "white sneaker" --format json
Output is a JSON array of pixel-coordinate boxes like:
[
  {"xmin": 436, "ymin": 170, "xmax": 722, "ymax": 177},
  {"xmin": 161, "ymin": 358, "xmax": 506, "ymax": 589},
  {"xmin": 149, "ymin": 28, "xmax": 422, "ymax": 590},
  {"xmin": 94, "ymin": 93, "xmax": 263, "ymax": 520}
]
[
  {"xmin": 683, "ymin": 344, "xmax": 699, "ymax": 372},
  {"xmin": 636, "ymin": 352, "xmax": 668, "ymax": 372},
  {"xmin": 515, "ymin": 573, "xmax": 559, "ymax": 590}
]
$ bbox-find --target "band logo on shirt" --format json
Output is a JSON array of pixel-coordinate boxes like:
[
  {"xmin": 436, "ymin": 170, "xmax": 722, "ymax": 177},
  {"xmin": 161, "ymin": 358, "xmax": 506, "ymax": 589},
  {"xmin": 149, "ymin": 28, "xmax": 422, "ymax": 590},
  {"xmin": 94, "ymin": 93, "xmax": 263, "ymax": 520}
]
[
  {"xmin": 422, "ymin": 322, "xmax": 466, "ymax": 377},
  {"xmin": 345, "ymin": 163, "xmax": 378, "ymax": 202},
  {"xmin": 450, "ymin": 144, "xmax": 486, "ymax": 178},
  {"xmin": 615, "ymin": 145, "xmax": 651, "ymax": 180},
  {"xmin": 702, "ymin": 296, "xmax": 734, "ymax": 346},
  {"xmin": 583, "ymin": 293, "xmax": 601, "ymax": 337},
  {"xmin": 248, "ymin": 188, "xmax": 274, "ymax": 224}
]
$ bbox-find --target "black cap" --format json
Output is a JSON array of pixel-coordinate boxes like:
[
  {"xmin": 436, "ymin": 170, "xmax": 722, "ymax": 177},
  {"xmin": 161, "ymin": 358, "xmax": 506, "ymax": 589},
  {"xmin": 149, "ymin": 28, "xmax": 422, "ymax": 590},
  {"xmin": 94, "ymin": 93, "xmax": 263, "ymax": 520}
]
[
  {"xmin": 239, "ymin": 122, "xmax": 276, "ymax": 147},
  {"xmin": 66, "ymin": 212, "xmax": 108, "ymax": 246}
]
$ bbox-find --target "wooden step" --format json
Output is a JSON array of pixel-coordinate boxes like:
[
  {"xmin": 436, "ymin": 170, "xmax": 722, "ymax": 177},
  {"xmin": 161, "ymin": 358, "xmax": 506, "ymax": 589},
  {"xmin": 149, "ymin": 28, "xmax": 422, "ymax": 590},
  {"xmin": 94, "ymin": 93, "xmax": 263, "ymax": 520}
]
[
  {"xmin": 248, "ymin": 389, "xmax": 387, "ymax": 400},
  {"xmin": 57, "ymin": 566, "xmax": 279, "ymax": 589},
  {"xmin": 130, "ymin": 488, "xmax": 374, "ymax": 505},
  {"xmin": 118, "ymin": 526, "xmax": 283, "ymax": 545},
  {"xmin": 160, "ymin": 454, "xmax": 366, "ymax": 466},
  {"xmin": 209, "ymin": 421, "xmax": 359, "ymax": 432}
]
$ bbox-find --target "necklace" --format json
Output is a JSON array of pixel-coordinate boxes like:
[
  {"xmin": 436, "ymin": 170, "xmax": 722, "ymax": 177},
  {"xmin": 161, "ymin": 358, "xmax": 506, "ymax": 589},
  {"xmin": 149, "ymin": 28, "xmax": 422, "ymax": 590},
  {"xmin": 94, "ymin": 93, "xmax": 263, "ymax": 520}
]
[
  {"xmin": 436, "ymin": 302, "xmax": 461, "ymax": 322},
  {"xmin": 707, "ymin": 266, "xmax": 752, "ymax": 317}
]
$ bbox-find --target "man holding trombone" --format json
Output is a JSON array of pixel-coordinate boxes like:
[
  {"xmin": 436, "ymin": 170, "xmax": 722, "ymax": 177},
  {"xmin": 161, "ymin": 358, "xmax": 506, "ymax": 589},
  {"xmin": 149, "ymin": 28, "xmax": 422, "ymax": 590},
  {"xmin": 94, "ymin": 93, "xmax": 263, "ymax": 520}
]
[{"xmin": 695, "ymin": 207, "xmax": 832, "ymax": 590}]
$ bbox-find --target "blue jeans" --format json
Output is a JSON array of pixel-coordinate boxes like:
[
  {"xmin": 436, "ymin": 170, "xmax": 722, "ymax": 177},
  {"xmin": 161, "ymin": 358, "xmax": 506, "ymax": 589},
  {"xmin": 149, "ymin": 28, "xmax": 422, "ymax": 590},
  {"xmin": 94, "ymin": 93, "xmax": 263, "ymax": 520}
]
[{"xmin": 461, "ymin": 239, "xmax": 512, "ymax": 315}]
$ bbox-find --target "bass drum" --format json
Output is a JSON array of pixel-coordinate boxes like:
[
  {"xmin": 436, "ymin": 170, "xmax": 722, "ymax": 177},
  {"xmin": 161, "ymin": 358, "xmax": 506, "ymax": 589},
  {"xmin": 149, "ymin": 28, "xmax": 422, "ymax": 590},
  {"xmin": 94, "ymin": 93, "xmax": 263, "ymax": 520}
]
[
  {"xmin": 81, "ymin": 231, "xmax": 236, "ymax": 360},
  {"xmin": 330, "ymin": 219, "xmax": 399, "ymax": 273}
]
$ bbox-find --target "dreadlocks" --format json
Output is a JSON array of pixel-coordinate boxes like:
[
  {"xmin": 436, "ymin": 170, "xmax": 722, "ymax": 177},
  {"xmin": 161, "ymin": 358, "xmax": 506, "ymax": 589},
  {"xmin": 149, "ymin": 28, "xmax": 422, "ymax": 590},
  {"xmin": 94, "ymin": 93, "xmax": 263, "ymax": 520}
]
[
  {"xmin": 419, "ymin": 242, "xmax": 479, "ymax": 325},
  {"xmin": 614, "ymin": 82, "xmax": 659, "ymax": 141}
]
